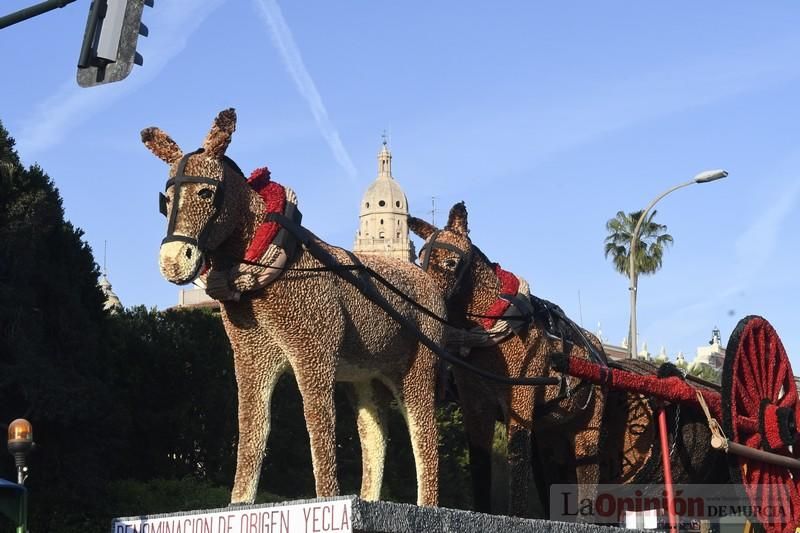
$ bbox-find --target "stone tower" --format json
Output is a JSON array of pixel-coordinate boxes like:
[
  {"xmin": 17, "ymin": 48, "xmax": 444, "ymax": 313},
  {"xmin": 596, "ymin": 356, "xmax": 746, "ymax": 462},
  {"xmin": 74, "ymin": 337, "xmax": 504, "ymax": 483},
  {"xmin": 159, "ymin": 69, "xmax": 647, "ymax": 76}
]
[{"xmin": 353, "ymin": 139, "xmax": 415, "ymax": 262}]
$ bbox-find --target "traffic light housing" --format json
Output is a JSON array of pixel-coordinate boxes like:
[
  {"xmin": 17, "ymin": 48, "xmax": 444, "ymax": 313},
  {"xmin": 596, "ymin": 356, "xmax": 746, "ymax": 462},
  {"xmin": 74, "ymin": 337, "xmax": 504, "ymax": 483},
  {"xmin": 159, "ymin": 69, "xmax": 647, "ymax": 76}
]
[{"xmin": 77, "ymin": 0, "xmax": 152, "ymax": 87}]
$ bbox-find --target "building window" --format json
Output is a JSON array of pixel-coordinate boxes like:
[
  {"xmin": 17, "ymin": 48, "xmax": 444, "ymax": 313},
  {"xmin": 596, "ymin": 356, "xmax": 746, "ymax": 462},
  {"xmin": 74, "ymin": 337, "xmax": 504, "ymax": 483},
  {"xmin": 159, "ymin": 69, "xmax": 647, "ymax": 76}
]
[
  {"xmin": 379, "ymin": 232, "xmax": 385, "ymax": 239},
  {"xmin": 379, "ymin": 200, "xmax": 386, "ymax": 207},
  {"xmin": 396, "ymin": 232, "xmax": 400, "ymax": 238},
  {"xmin": 365, "ymin": 202, "xmax": 370, "ymax": 208},
  {"xmin": 380, "ymin": 219, "xmax": 384, "ymax": 225},
  {"xmin": 396, "ymin": 201, "xmax": 401, "ymax": 208}
]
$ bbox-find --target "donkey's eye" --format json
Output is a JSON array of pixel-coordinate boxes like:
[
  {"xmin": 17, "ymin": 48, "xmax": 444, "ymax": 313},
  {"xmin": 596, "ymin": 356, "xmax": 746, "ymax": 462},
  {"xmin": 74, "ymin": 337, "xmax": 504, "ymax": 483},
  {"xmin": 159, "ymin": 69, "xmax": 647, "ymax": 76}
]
[
  {"xmin": 198, "ymin": 188, "xmax": 214, "ymax": 200},
  {"xmin": 442, "ymin": 258, "xmax": 459, "ymax": 270}
]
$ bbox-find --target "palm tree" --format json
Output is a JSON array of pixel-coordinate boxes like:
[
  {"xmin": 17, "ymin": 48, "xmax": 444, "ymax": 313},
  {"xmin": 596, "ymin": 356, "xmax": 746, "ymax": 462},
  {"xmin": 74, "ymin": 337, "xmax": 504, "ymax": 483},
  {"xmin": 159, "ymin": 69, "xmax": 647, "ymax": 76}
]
[
  {"xmin": 604, "ymin": 210, "xmax": 673, "ymax": 348},
  {"xmin": 604, "ymin": 209, "xmax": 673, "ymax": 279}
]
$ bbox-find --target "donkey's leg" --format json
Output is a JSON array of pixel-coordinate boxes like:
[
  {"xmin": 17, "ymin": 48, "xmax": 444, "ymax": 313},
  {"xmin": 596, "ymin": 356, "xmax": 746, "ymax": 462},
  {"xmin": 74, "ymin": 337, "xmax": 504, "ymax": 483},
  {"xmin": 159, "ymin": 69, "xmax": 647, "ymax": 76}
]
[
  {"xmin": 231, "ymin": 346, "xmax": 287, "ymax": 504},
  {"xmin": 507, "ymin": 388, "xmax": 535, "ymax": 517},
  {"xmin": 351, "ymin": 380, "xmax": 388, "ymax": 501},
  {"xmin": 456, "ymin": 374, "xmax": 497, "ymax": 513},
  {"xmin": 571, "ymin": 387, "xmax": 605, "ymax": 509},
  {"xmin": 400, "ymin": 349, "xmax": 439, "ymax": 507},
  {"xmin": 295, "ymin": 368, "xmax": 339, "ymax": 497}
]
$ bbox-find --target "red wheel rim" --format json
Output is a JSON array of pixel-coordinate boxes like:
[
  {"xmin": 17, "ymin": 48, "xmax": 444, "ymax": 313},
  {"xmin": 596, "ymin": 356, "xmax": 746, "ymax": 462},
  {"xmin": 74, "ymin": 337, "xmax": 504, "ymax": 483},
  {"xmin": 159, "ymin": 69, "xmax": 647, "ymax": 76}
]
[{"xmin": 722, "ymin": 315, "xmax": 800, "ymax": 533}]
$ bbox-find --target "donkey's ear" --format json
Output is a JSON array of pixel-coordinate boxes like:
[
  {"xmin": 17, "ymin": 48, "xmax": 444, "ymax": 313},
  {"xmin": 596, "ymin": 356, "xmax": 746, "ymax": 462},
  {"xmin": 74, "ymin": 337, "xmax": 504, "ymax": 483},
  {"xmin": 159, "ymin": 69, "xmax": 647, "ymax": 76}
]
[
  {"xmin": 202, "ymin": 108, "xmax": 237, "ymax": 159},
  {"xmin": 408, "ymin": 216, "xmax": 438, "ymax": 239},
  {"xmin": 141, "ymin": 127, "xmax": 184, "ymax": 165},
  {"xmin": 445, "ymin": 202, "xmax": 469, "ymax": 235}
]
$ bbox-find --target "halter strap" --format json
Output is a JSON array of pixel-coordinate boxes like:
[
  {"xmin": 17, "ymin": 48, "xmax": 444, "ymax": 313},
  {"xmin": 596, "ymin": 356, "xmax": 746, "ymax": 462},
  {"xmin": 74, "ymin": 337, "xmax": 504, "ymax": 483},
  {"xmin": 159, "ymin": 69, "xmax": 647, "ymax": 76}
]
[
  {"xmin": 160, "ymin": 149, "xmax": 226, "ymax": 250},
  {"xmin": 419, "ymin": 231, "xmax": 473, "ymax": 299}
]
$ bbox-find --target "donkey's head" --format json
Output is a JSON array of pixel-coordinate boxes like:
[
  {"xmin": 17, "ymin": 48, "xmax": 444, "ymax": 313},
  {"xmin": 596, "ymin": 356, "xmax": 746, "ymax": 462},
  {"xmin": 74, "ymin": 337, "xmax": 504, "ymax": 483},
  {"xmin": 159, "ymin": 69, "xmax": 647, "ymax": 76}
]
[
  {"xmin": 142, "ymin": 108, "xmax": 243, "ymax": 284},
  {"xmin": 409, "ymin": 202, "xmax": 475, "ymax": 301}
]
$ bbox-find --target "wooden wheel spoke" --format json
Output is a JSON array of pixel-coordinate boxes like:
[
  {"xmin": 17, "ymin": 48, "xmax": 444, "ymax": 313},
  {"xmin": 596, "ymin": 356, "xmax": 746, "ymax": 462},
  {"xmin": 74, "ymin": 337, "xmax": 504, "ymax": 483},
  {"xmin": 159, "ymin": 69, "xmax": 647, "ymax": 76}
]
[
  {"xmin": 736, "ymin": 381, "xmax": 759, "ymax": 416},
  {"xmin": 738, "ymin": 355, "xmax": 762, "ymax": 405},
  {"xmin": 774, "ymin": 363, "xmax": 790, "ymax": 401},
  {"xmin": 765, "ymin": 335, "xmax": 778, "ymax": 397},
  {"xmin": 778, "ymin": 387, "xmax": 796, "ymax": 410}
]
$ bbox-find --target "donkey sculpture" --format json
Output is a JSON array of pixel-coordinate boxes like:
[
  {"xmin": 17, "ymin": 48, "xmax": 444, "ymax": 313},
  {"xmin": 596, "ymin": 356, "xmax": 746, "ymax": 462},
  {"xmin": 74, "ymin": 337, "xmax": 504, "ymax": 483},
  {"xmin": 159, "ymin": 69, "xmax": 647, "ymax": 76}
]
[
  {"xmin": 409, "ymin": 203, "xmax": 607, "ymax": 516},
  {"xmin": 142, "ymin": 109, "xmax": 445, "ymax": 506}
]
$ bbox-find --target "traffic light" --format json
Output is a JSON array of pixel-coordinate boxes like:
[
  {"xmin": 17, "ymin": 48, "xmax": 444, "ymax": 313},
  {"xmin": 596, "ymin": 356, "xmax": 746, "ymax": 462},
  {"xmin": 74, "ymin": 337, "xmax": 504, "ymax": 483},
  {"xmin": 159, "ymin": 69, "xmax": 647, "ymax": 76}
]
[{"xmin": 76, "ymin": 0, "xmax": 153, "ymax": 88}]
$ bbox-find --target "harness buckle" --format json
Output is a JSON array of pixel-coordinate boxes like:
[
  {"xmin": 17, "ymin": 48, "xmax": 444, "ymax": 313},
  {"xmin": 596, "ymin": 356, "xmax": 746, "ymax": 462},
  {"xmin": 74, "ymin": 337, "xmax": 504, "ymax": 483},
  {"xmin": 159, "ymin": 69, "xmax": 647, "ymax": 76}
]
[{"xmin": 560, "ymin": 374, "xmax": 571, "ymax": 399}]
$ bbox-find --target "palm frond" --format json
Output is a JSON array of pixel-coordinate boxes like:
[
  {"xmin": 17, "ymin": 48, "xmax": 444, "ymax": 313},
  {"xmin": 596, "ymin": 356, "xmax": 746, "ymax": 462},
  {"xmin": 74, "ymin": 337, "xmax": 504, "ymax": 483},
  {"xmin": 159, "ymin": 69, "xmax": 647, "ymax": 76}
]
[{"xmin": 603, "ymin": 208, "xmax": 673, "ymax": 279}]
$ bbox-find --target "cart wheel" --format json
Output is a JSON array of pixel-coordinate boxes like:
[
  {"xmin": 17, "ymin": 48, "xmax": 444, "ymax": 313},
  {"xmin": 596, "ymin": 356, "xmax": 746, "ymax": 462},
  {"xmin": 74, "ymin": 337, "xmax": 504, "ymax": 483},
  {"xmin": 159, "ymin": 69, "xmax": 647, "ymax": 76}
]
[{"xmin": 722, "ymin": 315, "xmax": 800, "ymax": 533}]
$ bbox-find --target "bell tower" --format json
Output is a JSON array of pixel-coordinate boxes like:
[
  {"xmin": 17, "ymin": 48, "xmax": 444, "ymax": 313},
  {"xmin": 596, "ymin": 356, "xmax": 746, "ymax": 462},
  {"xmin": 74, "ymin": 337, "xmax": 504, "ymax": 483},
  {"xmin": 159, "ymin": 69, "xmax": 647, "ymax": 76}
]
[{"xmin": 353, "ymin": 137, "xmax": 415, "ymax": 261}]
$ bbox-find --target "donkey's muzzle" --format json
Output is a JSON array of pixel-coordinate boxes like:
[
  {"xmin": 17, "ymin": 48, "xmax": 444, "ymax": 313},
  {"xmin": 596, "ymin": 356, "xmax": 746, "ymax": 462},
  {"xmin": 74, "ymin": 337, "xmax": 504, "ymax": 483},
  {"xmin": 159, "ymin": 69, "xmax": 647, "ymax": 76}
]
[{"xmin": 159, "ymin": 241, "xmax": 204, "ymax": 285}]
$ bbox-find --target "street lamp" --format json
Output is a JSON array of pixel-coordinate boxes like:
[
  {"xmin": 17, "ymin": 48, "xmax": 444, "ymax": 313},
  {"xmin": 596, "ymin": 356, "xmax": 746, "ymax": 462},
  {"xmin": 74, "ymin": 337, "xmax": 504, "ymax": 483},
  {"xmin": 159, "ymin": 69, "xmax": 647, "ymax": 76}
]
[
  {"xmin": 628, "ymin": 169, "xmax": 728, "ymax": 358},
  {"xmin": 7, "ymin": 419, "xmax": 34, "ymax": 485}
]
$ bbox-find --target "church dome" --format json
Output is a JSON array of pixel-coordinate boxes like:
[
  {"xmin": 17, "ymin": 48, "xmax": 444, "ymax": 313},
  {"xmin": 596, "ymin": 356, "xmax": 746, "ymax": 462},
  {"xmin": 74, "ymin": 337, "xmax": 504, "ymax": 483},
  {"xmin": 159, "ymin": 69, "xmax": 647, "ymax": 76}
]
[
  {"xmin": 359, "ymin": 143, "xmax": 408, "ymax": 217},
  {"xmin": 360, "ymin": 176, "xmax": 409, "ymax": 216}
]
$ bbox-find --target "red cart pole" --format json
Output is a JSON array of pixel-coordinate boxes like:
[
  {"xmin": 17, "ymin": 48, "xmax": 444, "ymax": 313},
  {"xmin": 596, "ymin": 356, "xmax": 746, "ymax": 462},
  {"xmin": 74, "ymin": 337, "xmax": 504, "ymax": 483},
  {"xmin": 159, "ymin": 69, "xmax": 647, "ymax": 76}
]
[{"xmin": 658, "ymin": 406, "xmax": 678, "ymax": 532}]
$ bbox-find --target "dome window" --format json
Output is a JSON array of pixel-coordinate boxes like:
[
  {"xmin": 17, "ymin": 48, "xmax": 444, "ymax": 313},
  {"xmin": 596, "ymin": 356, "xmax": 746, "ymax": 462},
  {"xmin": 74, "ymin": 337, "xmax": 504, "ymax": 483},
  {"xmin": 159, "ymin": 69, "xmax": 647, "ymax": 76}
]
[
  {"xmin": 379, "ymin": 200, "xmax": 386, "ymax": 207},
  {"xmin": 365, "ymin": 202, "xmax": 370, "ymax": 208},
  {"xmin": 380, "ymin": 219, "xmax": 384, "ymax": 225},
  {"xmin": 396, "ymin": 201, "xmax": 401, "ymax": 208}
]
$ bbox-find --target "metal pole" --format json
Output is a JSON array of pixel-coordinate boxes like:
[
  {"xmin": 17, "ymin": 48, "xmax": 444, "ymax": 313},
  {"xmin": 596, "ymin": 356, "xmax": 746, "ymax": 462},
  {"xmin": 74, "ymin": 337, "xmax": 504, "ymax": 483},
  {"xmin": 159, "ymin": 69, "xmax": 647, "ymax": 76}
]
[
  {"xmin": 711, "ymin": 437, "xmax": 800, "ymax": 470},
  {"xmin": 0, "ymin": 0, "xmax": 78, "ymax": 30},
  {"xmin": 658, "ymin": 406, "xmax": 678, "ymax": 532},
  {"xmin": 628, "ymin": 179, "xmax": 695, "ymax": 358}
]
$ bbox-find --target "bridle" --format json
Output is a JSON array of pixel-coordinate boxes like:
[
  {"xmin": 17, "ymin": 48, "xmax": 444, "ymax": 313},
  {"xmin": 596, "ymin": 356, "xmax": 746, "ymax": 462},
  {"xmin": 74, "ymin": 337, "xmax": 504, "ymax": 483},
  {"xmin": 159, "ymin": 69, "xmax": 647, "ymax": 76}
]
[
  {"xmin": 159, "ymin": 149, "xmax": 243, "ymax": 251},
  {"xmin": 419, "ymin": 230, "xmax": 474, "ymax": 300}
]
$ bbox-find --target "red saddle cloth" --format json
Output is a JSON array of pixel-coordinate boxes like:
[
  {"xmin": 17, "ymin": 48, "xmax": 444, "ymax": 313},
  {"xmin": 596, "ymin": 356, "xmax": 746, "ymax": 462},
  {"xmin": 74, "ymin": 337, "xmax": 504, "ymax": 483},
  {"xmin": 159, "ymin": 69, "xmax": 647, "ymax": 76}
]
[
  {"xmin": 244, "ymin": 167, "xmax": 287, "ymax": 262},
  {"xmin": 480, "ymin": 264, "xmax": 520, "ymax": 330}
]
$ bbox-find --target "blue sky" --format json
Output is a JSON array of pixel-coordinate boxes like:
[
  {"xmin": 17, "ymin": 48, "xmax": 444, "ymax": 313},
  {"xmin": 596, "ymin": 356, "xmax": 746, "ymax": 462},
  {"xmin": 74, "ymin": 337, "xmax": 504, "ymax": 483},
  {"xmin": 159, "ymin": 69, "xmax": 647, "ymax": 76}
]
[{"xmin": 2, "ymin": 1, "xmax": 799, "ymax": 367}]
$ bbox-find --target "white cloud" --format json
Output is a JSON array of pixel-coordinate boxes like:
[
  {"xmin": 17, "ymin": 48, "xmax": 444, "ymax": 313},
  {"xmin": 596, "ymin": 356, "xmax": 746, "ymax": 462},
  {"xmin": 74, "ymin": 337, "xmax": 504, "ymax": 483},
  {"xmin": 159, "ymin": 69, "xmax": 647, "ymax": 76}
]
[
  {"xmin": 15, "ymin": 0, "xmax": 226, "ymax": 158},
  {"xmin": 252, "ymin": 0, "xmax": 358, "ymax": 183}
]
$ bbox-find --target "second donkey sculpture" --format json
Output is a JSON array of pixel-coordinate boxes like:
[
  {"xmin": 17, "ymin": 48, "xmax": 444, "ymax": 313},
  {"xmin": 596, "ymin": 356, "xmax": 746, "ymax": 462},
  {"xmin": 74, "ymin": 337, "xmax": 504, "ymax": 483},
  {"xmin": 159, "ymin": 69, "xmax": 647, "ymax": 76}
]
[
  {"xmin": 142, "ymin": 108, "xmax": 445, "ymax": 505},
  {"xmin": 410, "ymin": 203, "xmax": 607, "ymax": 516}
]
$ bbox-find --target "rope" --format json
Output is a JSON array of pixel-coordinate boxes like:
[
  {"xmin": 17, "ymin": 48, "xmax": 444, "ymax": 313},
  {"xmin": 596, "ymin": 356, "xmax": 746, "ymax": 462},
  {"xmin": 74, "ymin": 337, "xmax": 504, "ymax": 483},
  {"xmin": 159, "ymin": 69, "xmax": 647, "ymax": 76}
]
[{"xmin": 696, "ymin": 390, "xmax": 729, "ymax": 452}]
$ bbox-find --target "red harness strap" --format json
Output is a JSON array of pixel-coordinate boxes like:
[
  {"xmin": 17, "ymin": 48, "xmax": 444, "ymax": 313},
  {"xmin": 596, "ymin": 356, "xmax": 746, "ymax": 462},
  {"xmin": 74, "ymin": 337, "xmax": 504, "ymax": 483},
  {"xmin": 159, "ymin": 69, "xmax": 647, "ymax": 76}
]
[
  {"xmin": 244, "ymin": 167, "xmax": 286, "ymax": 263},
  {"xmin": 480, "ymin": 264, "xmax": 520, "ymax": 330}
]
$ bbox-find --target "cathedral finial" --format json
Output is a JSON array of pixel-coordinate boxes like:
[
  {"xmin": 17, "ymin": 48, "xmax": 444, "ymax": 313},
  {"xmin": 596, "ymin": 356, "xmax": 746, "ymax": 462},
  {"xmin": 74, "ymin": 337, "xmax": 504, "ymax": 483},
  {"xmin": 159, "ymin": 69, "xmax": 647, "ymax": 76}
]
[{"xmin": 378, "ymin": 132, "xmax": 392, "ymax": 177}]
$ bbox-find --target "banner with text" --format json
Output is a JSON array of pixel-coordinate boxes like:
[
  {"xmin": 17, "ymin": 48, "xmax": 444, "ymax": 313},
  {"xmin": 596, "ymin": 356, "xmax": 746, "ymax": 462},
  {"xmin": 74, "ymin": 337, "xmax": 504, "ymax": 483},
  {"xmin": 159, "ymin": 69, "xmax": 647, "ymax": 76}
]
[{"xmin": 112, "ymin": 499, "xmax": 352, "ymax": 533}]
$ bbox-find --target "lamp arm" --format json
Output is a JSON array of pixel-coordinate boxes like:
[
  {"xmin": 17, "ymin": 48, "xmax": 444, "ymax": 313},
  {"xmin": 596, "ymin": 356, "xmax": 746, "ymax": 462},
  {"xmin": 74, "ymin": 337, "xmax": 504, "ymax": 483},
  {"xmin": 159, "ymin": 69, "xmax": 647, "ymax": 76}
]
[{"xmin": 627, "ymin": 178, "xmax": 694, "ymax": 357}]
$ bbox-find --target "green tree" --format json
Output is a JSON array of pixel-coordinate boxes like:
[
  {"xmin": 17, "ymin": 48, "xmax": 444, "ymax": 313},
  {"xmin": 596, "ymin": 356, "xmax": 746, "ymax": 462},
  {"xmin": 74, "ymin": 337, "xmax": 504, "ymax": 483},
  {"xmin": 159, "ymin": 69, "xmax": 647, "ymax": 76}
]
[{"xmin": 603, "ymin": 209, "xmax": 674, "ymax": 279}]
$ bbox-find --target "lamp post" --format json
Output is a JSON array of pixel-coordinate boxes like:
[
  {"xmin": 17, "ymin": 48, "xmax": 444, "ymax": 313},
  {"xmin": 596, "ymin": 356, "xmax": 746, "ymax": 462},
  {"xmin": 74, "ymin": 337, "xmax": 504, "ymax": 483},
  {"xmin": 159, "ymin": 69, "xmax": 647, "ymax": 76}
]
[
  {"xmin": 7, "ymin": 419, "xmax": 34, "ymax": 485},
  {"xmin": 628, "ymin": 169, "xmax": 728, "ymax": 358}
]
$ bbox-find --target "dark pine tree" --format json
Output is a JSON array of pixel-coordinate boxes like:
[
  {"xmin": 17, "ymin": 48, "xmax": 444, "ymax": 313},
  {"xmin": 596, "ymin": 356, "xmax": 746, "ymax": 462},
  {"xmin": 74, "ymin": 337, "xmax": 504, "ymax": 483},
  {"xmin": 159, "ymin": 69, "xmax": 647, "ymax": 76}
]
[{"xmin": 0, "ymin": 120, "xmax": 120, "ymax": 531}]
